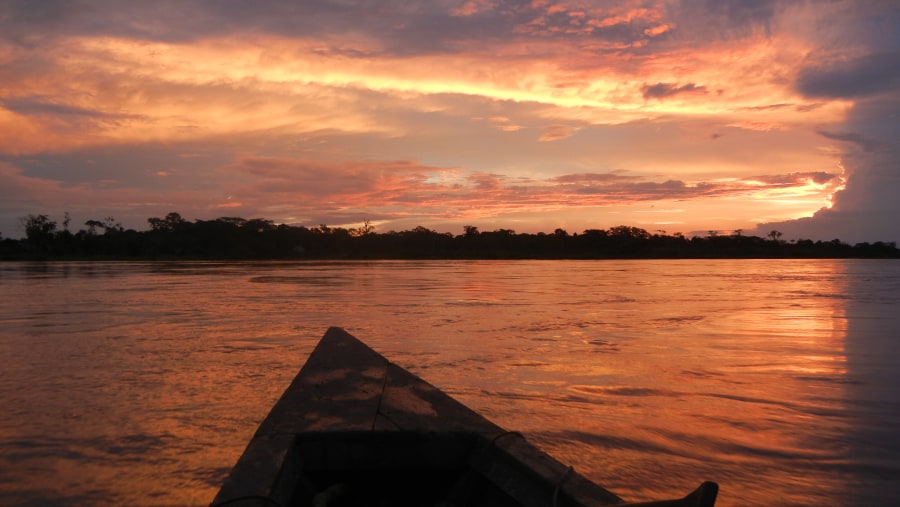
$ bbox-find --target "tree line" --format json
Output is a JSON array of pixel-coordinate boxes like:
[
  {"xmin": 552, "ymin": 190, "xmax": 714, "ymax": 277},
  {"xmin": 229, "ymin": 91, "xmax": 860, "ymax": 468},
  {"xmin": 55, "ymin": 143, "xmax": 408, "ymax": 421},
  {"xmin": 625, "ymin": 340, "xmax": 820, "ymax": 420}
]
[{"xmin": 2, "ymin": 212, "xmax": 898, "ymax": 260}]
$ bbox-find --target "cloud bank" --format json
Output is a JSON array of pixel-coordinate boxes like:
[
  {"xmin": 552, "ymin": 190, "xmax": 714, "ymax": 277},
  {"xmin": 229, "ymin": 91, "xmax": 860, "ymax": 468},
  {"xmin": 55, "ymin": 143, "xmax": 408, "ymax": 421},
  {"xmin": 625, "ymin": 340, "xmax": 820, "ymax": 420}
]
[
  {"xmin": 0, "ymin": 0, "xmax": 896, "ymax": 242},
  {"xmin": 754, "ymin": 3, "xmax": 900, "ymax": 243}
]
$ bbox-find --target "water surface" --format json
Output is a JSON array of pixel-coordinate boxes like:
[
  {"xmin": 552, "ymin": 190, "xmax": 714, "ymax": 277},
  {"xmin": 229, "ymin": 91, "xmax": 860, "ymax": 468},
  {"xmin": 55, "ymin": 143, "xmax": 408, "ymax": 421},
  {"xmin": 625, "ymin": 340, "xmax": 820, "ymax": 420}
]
[{"xmin": 1, "ymin": 260, "xmax": 898, "ymax": 506}]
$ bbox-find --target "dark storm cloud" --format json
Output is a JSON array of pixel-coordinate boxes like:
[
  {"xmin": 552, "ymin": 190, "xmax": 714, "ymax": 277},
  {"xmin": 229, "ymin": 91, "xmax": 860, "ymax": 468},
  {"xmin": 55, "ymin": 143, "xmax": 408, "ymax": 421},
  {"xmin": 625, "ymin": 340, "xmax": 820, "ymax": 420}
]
[
  {"xmin": 753, "ymin": 0, "xmax": 900, "ymax": 243},
  {"xmin": 797, "ymin": 51, "xmax": 900, "ymax": 99},
  {"xmin": 762, "ymin": 61, "xmax": 900, "ymax": 243},
  {"xmin": 816, "ymin": 130, "xmax": 879, "ymax": 152}
]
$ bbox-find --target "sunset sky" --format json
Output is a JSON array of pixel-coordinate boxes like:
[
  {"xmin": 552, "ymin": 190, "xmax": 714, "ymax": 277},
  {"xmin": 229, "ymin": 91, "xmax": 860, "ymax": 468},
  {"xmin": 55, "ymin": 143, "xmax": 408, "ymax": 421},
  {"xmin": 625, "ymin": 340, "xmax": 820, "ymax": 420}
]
[{"xmin": 1, "ymin": 0, "xmax": 898, "ymax": 243}]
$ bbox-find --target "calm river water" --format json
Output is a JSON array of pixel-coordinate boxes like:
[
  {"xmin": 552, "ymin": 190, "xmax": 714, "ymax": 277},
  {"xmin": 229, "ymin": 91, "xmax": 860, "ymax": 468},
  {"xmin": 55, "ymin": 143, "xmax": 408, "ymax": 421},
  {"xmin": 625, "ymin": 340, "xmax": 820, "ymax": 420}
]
[{"xmin": 1, "ymin": 260, "xmax": 898, "ymax": 506}]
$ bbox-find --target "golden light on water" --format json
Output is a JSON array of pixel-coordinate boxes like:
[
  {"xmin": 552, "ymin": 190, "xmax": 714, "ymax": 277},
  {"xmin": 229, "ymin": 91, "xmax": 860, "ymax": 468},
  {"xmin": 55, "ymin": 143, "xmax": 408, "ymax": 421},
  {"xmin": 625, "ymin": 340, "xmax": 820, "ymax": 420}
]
[{"xmin": 3, "ymin": 260, "xmax": 898, "ymax": 506}]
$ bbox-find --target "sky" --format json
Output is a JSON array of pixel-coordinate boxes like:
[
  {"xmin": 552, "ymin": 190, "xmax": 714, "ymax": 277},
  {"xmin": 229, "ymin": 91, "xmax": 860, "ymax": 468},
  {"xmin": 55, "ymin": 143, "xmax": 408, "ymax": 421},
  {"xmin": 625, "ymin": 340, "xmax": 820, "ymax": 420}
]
[{"xmin": 1, "ymin": 0, "xmax": 898, "ymax": 243}]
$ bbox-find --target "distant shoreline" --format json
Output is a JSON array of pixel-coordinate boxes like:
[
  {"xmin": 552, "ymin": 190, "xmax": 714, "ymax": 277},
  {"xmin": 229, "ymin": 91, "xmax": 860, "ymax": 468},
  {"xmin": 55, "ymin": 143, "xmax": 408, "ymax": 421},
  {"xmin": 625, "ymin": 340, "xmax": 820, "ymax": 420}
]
[{"xmin": 4, "ymin": 213, "xmax": 898, "ymax": 261}]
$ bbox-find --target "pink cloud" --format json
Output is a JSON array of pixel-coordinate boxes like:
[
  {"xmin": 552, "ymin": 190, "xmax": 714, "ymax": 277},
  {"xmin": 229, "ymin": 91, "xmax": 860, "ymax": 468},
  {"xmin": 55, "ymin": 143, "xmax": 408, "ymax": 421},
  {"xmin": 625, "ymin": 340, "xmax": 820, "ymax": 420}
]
[
  {"xmin": 450, "ymin": 1, "xmax": 495, "ymax": 17},
  {"xmin": 219, "ymin": 156, "xmax": 764, "ymax": 226},
  {"xmin": 539, "ymin": 124, "xmax": 578, "ymax": 141}
]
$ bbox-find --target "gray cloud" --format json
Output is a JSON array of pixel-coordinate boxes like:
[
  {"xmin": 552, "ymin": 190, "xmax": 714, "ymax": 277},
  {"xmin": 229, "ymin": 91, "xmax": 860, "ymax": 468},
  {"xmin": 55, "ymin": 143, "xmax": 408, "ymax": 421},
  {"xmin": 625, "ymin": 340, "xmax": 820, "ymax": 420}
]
[
  {"xmin": 642, "ymin": 82, "xmax": 706, "ymax": 99},
  {"xmin": 0, "ymin": 1, "xmax": 683, "ymax": 57},
  {"xmin": 816, "ymin": 130, "xmax": 879, "ymax": 152},
  {"xmin": 0, "ymin": 1, "xmax": 497, "ymax": 53},
  {"xmin": 662, "ymin": 0, "xmax": 779, "ymax": 40},
  {"xmin": 552, "ymin": 171, "xmax": 822, "ymax": 201},
  {"xmin": 0, "ymin": 97, "xmax": 139, "ymax": 120},
  {"xmin": 758, "ymin": 96, "xmax": 900, "ymax": 243},
  {"xmin": 797, "ymin": 51, "xmax": 900, "ymax": 99},
  {"xmin": 754, "ymin": 1, "xmax": 900, "ymax": 243}
]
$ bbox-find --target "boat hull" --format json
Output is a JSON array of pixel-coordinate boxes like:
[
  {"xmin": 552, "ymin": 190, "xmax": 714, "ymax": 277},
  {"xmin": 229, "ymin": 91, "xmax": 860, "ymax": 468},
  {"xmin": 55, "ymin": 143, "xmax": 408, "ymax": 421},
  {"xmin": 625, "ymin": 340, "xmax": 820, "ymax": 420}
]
[{"xmin": 211, "ymin": 327, "xmax": 717, "ymax": 507}]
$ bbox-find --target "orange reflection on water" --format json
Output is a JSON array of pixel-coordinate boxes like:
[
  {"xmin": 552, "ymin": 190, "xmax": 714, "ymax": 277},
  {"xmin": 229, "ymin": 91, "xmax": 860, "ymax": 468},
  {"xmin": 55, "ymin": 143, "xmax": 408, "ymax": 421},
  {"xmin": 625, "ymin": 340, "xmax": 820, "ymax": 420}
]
[
  {"xmin": 3, "ymin": 259, "xmax": 891, "ymax": 507},
  {"xmin": 436, "ymin": 260, "xmax": 856, "ymax": 507}
]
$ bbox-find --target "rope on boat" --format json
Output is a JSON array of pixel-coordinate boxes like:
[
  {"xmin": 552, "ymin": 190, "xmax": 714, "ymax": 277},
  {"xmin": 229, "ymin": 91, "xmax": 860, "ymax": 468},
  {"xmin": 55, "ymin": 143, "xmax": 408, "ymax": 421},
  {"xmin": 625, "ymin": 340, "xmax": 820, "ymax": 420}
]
[
  {"xmin": 552, "ymin": 466, "xmax": 575, "ymax": 507},
  {"xmin": 488, "ymin": 431, "xmax": 575, "ymax": 507},
  {"xmin": 489, "ymin": 430, "xmax": 525, "ymax": 444},
  {"xmin": 372, "ymin": 364, "xmax": 391, "ymax": 430}
]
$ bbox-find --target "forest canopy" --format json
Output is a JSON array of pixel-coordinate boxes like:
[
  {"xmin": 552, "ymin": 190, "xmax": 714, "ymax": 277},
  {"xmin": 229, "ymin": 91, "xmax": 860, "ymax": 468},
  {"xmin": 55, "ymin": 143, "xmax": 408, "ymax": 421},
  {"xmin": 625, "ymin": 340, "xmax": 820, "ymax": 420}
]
[{"xmin": 2, "ymin": 212, "xmax": 898, "ymax": 260}]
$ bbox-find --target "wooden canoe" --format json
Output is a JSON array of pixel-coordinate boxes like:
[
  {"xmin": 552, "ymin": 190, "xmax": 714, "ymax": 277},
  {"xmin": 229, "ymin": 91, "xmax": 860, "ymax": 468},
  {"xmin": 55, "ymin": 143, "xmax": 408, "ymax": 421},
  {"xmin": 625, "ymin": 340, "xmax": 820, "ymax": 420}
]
[{"xmin": 211, "ymin": 327, "xmax": 718, "ymax": 507}]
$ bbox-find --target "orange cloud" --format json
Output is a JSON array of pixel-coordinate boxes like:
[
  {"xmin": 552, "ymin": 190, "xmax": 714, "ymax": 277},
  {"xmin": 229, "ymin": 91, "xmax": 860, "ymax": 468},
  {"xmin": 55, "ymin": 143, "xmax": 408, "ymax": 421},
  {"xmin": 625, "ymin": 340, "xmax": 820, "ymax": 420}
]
[
  {"xmin": 451, "ymin": 1, "xmax": 495, "ymax": 17},
  {"xmin": 538, "ymin": 124, "xmax": 579, "ymax": 141},
  {"xmin": 0, "ymin": 24, "xmax": 850, "ymax": 161},
  {"xmin": 643, "ymin": 24, "xmax": 673, "ymax": 37},
  {"xmin": 0, "ymin": 0, "xmax": 886, "ymax": 241},
  {"xmin": 204, "ymin": 155, "xmax": 844, "ymax": 229}
]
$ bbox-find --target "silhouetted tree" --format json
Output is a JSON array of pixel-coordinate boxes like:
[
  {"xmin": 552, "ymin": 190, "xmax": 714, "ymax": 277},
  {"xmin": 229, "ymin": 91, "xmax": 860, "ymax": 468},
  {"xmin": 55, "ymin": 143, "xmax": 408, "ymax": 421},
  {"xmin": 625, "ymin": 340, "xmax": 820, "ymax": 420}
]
[
  {"xmin": 103, "ymin": 216, "xmax": 123, "ymax": 233},
  {"xmin": 148, "ymin": 212, "xmax": 187, "ymax": 232},
  {"xmin": 4, "ymin": 211, "xmax": 900, "ymax": 260},
  {"xmin": 85, "ymin": 220, "xmax": 103, "ymax": 235},
  {"xmin": 609, "ymin": 225, "xmax": 650, "ymax": 240},
  {"xmin": 21, "ymin": 214, "xmax": 58, "ymax": 253},
  {"xmin": 351, "ymin": 219, "xmax": 374, "ymax": 237}
]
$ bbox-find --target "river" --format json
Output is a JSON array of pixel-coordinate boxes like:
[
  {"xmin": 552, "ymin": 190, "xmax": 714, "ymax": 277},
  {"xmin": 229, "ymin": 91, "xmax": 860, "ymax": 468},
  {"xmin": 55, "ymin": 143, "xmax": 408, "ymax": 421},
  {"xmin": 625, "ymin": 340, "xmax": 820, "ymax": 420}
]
[{"xmin": 1, "ymin": 259, "xmax": 898, "ymax": 506}]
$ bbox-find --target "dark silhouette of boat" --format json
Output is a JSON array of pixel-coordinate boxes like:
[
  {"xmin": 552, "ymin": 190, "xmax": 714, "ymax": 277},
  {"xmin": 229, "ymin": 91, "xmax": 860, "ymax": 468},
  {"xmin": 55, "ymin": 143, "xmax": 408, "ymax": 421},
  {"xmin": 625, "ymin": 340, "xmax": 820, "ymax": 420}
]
[{"xmin": 211, "ymin": 327, "xmax": 718, "ymax": 507}]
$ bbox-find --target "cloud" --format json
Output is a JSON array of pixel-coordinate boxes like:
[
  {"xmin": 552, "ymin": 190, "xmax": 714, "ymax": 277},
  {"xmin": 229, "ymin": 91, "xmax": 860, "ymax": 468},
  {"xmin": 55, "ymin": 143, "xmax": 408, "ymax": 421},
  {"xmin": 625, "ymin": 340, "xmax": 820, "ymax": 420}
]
[
  {"xmin": 0, "ymin": 162, "xmax": 64, "ymax": 210},
  {"xmin": 816, "ymin": 129, "xmax": 879, "ymax": 152},
  {"xmin": 796, "ymin": 51, "xmax": 900, "ymax": 99},
  {"xmin": 750, "ymin": 171, "xmax": 837, "ymax": 186},
  {"xmin": 224, "ymin": 156, "xmax": 438, "ymax": 200},
  {"xmin": 214, "ymin": 157, "xmax": 844, "ymax": 230},
  {"xmin": 0, "ymin": 96, "xmax": 145, "ymax": 143},
  {"xmin": 538, "ymin": 124, "xmax": 578, "ymax": 141},
  {"xmin": 1, "ymin": 97, "xmax": 112, "ymax": 119},
  {"xmin": 642, "ymin": 82, "xmax": 706, "ymax": 99},
  {"xmin": 467, "ymin": 172, "xmax": 505, "ymax": 191},
  {"xmin": 0, "ymin": 0, "xmax": 895, "ymax": 242},
  {"xmin": 486, "ymin": 116, "xmax": 526, "ymax": 132},
  {"xmin": 663, "ymin": 0, "xmax": 779, "ymax": 40},
  {"xmin": 550, "ymin": 170, "xmax": 834, "ymax": 201},
  {"xmin": 553, "ymin": 172, "xmax": 638, "ymax": 184},
  {"xmin": 0, "ymin": 160, "xmax": 218, "ymax": 236},
  {"xmin": 757, "ymin": 94, "xmax": 900, "ymax": 243},
  {"xmin": 451, "ymin": 1, "xmax": 496, "ymax": 17},
  {"xmin": 754, "ymin": 2, "xmax": 900, "ymax": 243}
]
